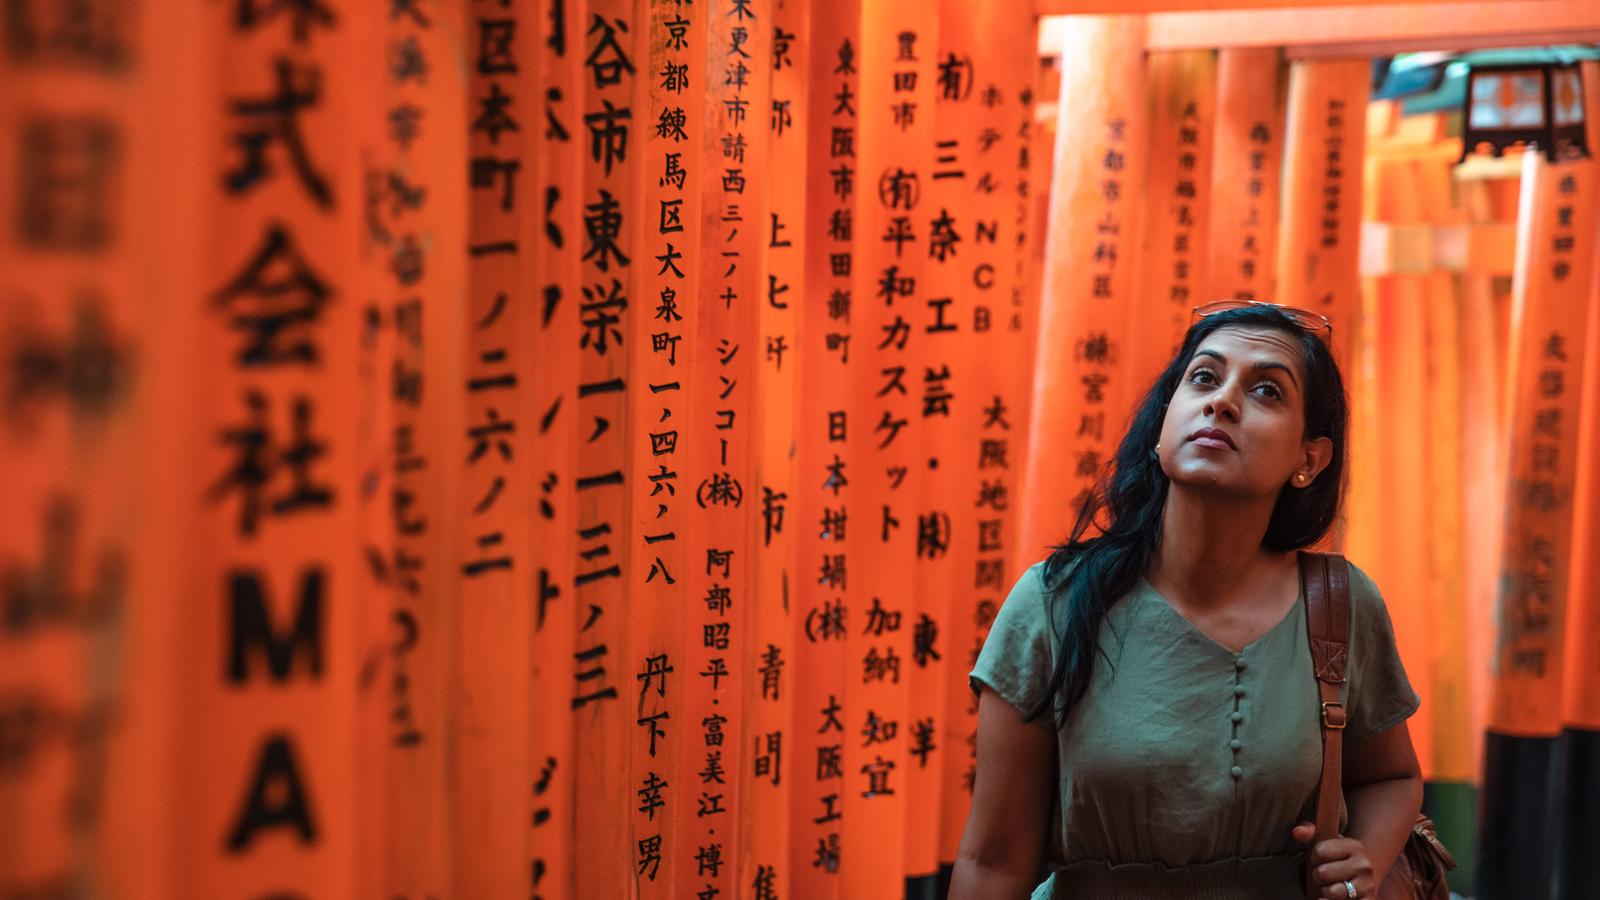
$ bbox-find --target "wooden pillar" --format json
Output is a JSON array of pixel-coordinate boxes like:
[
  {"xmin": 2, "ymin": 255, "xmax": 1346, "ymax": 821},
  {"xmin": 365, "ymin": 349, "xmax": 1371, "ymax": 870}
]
[
  {"xmin": 1555, "ymin": 57, "xmax": 1600, "ymax": 900},
  {"xmin": 625, "ymin": 0, "xmax": 706, "ymax": 895},
  {"xmin": 1131, "ymin": 49, "xmax": 1217, "ymax": 386},
  {"xmin": 1015, "ymin": 16, "xmax": 1147, "ymax": 571},
  {"xmin": 743, "ymin": 0, "xmax": 809, "ymax": 894},
  {"xmin": 842, "ymin": 3, "xmax": 937, "ymax": 896},
  {"xmin": 1276, "ymin": 58, "xmax": 1368, "ymax": 377},
  {"xmin": 935, "ymin": 0, "xmax": 1043, "ymax": 877},
  {"xmin": 1205, "ymin": 48, "xmax": 1285, "ymax": 304},
  {"xmin": 1479, "ymin": 149, "xmax": 1598, "ymax": 900},
  {"xmin": 458, "ymin": 1, "xmax": 538, "ymax": 892},
  {"xmin": 571, "ymin": 1, "xmax": 641, "ymax": 895},
  {"xmin": 0, "ymin": 0, "xmax": 162, "ymax": 893},
  {"xmin": 177, "ymin": 1, "xmax": 372, "ymax": 894},
  {"xmin": 679, "ymin": 0, "xmax": 771, "ymax": 895},
  {"xmin": 790, "ymin": 2, "xmax": 859, "ymax": 892},
  {"xmin": 529, "ymin": 0, "xmax": 584, "ymax": 894},
  {"xmin": 359, "ymin": 3, "xmax": 470, "ymax": 894}
]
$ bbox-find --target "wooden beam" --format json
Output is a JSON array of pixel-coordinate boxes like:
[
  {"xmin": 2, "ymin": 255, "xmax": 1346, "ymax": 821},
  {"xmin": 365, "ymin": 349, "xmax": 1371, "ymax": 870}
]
[
  {"xmin": 1038, "ymin": 0, "xmax": 1600, "ymax": 54},
  {"xmin": 1039, "ymin": 0, "xmax": 1509, "ymax": 12},
  {"xmin": 1358, "ymin": 221, "xmax": 1518, "ymax": 275}
]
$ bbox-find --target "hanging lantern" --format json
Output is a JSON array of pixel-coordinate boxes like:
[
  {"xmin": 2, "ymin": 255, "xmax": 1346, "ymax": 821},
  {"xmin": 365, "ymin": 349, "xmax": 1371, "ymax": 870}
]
[{"xmin": 1460, "ymin": 61, "xmax": 1590, "ymax": 162}]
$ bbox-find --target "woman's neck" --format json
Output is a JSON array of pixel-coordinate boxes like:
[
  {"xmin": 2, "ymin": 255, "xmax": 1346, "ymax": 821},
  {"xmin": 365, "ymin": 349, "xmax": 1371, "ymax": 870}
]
[{"xmin": 1147, "ymin": 483, "xmax": 1286, "ymax": 610}]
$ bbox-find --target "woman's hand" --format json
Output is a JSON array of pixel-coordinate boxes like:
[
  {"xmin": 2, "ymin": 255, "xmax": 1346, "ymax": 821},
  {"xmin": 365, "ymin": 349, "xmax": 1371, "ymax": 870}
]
[{"xmin": 1290, "ymin": 821, "xmax": 1377, "ymax": 898}]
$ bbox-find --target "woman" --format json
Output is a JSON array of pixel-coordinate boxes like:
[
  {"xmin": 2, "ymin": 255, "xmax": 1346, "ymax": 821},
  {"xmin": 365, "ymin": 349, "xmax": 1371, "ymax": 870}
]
[{"xmin": 951, "ymin": 302, "xmax": 1424, "ymax": 899}]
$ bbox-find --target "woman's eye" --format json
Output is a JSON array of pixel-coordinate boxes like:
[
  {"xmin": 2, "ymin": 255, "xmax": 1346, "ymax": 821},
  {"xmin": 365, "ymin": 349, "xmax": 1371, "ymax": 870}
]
[
  {"xmin": 1254, "ymin": 382, "xmax": 1282, "ymax": 400},
  {"xmin": 1189, "ymin": 368, "xmax": 1215, "ymax": 384}
]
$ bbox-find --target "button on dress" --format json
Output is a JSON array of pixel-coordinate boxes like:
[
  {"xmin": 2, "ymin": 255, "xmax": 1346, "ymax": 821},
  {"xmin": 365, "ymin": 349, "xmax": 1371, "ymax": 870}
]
[{"xmin": 969, "ymin": 558, "xmax": 1421, "ymax": 899}]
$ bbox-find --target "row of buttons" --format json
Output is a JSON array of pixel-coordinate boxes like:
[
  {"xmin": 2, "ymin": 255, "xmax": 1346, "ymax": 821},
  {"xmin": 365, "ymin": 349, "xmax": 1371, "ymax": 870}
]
[{"xmin": 1230, "ymin": 654, "xmax": 1246, "ymax": 779}]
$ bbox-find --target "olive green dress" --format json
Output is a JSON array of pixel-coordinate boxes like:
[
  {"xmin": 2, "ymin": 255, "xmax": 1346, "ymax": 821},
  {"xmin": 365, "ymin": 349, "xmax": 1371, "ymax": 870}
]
[{"xmin": 969, "ymin": 558, "xmax": 1420, "ymax": 899}]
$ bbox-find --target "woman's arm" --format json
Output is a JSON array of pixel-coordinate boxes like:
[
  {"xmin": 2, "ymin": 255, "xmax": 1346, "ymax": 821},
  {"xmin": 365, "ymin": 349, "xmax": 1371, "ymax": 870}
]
[
  {"xmin": 1341, "ymin": 719, "xmax": 1424, "ymax": 880},
  {"xmin": 948, "ymin": 687, "xmax": 1057, "ymax": 900},
  {"xmin": 1293, "ymin": 719, "xmax": 1424, "ymax": 897}
]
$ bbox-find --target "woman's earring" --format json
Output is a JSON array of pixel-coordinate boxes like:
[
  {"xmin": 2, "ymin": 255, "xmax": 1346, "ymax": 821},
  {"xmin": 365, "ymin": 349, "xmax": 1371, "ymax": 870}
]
[{"xmin": 1293, "ymin": 473, "xmax": 1308, "ymax": 485}]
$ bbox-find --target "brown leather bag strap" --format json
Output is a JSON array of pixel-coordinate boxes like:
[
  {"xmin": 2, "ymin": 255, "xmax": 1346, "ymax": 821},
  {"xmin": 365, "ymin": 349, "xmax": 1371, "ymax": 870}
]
[{"xmin": 1299, "ymin": 550, "xmax": 1351, "ymax": 844}]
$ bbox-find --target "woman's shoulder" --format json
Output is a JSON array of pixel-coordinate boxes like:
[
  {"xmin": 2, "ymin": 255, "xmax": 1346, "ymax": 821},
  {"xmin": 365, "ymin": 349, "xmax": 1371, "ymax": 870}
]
[{"xmin": 1339, "ymin": 556, "xmax": 1389, "ymax": 615}]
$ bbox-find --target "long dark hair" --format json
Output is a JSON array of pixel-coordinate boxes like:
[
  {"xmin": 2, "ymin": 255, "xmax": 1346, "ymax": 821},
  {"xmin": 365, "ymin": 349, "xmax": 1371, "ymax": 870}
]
[{"xmin": 1026, "ymin": 305, "xmax": 1349, "ymax": 725}]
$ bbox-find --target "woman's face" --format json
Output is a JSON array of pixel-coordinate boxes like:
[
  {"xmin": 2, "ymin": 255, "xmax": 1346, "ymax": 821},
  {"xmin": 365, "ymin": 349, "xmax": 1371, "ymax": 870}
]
[{"xmin": 1156, "ymin": 325, "xmax": 1332, "ymax": 498}]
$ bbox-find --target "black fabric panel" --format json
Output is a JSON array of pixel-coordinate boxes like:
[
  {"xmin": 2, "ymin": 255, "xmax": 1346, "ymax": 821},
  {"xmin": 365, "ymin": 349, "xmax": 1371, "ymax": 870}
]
[
  {"xmin": 1558, "ymin": 727, "xmax": 1600, "ymax": 900},
  {"xmin": 1477, "ymin": 730, "xmax": 1558, "ymax": 900},
  {"xmin": 904, "ymin": 872, "xmax": 942, "ymax": 900}
]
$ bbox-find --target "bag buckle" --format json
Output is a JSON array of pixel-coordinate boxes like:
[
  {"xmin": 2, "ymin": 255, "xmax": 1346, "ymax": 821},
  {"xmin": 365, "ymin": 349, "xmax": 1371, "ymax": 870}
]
[{"xmin": 1321, "ymin": 700, "xmax": 1347, "ymax": 730}]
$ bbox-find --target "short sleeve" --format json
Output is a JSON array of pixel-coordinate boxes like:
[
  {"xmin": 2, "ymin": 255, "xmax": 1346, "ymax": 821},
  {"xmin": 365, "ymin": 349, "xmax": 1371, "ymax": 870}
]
[
  {"xmin": 1342, "ymin": 562, "xmax": 1422, "ymax": 742},
  {"xmin": 969, "ymin": 561, "xmax": 1058, "ymax": 718}
]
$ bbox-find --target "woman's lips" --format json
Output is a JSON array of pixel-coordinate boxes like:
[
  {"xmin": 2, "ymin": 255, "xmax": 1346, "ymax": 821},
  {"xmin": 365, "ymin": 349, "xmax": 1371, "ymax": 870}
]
[{"xmin": 1187, "ymin": 426, "xmax": 1236, "ymax": 449}]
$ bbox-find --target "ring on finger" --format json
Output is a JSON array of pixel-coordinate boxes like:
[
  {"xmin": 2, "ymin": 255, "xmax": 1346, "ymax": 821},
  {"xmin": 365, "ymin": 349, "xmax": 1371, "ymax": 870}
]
[{"xmin": 1343, "ymin": 879, "xmax": 1358, "ymax": 899}]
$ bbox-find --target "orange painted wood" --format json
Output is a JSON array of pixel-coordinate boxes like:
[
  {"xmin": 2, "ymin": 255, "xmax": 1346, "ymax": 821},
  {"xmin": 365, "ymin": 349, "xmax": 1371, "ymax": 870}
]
[
  {"xmin": 1412, "ymin": 150, "xmax": 1475, "ymax": 784},
  {"xmin": 1457, "ymin": 268, "xmax": 1507, "ymax": 780},
  {"xmin": 840, "ymin": 2, "xmax": 937, "ymax": 895},
  {"xmin": 99, "ymin": 7, "xmax": 209, "ymax": 894},
  {"xmin": 1205, "ymin": 47, "xmax": 1285, "ymax": 304},
  {"xmin": 742, "ymin": 0, "xmax": 808, "ymax": 893},
  {"xmin": 906, "ymin": 0, "xmax": 984, "ymax": 877},
  {"xmin": 789, "ymin": 2, "xmax": 859, "ymax": 891},
  {"xmin": 0, "ymin": 2, "xmax": 159, "ymax": 892},
  {"xmin": 1123, "ymin": 0, "xmax": 1600, "ymax": 53},
  {"xmin": 527, "ymin": 1, "xmax": 583, "ymax": 896},
  {"xmin": 936, "ymin": 0, "xmax": 1044, "ymax": 867},
  {"xmin": 458, "ymin": 0, "xmax": 536, "ymax": 894},
  {"xmin": 366, "ymin": 3, "xmax": 469, "ymax": 895},
  {"xmin": 1350, "ymin": 152, "xmax": 1436, "ymax": 777},
  {"xmin": 630, "ymin": 0, "xmax": 705, "ymax": 895},
  {"xmin": 1559, "ymin": 59, "xmax": 1600, "ymax": 732},
  {"xmin": 1276, "ymin": 58, "xmax": 1368, "ymax": 378},
  {"xmin": 1488, "ymin": 150, "xmax": 1598, "ymax": 738},
  {"xmin": 571, "ymin": 0, "xmax": 641, "ymax": 895},
  {"xmin": 349, "ymin": 7, "xmax": 395, "ymax": 892},
  {"xmin": 1040, "ymin": 0, "xmax": 1546, "ymax": 13},
  {"xmin": 1015, "ymin": 15, "xmax": 1147, "ymax": 572},
  {"xmin": 680, "ymin": 0, "xmax": 771, "ymax": 895},
  {"xmin": 176, "ymin": 3, "xmax": 371, "ymax": 895},
  {"xmin": 1132, "ymin": 49, "xmax": 1217, "ymax": 386}
]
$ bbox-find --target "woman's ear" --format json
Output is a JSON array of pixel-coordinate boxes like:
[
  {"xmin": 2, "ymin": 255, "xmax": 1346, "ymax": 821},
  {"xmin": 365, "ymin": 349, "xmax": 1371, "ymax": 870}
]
[{"xmin": 1301, "ymin": 435, "xmax": 1334, "ymax": 482}]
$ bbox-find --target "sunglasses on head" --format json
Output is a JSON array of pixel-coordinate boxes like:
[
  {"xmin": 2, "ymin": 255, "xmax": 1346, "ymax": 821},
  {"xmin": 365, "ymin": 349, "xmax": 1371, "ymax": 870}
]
[{"xmin": 1191, "ymin": 299, "xmax": 1332, "ymax": 344}]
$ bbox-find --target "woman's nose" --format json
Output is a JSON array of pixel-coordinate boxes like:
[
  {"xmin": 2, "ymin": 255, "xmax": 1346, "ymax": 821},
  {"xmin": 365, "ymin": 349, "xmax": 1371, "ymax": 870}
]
[{"xmin": 1205, "ymin": 385, "xmax": 1242, "ymax": 421}]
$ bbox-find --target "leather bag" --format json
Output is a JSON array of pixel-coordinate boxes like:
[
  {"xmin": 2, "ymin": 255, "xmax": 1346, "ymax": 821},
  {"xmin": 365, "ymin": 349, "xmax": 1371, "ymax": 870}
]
[{"xmin": 1299, "ymin": 551, "xmax": 1457, "ymax": 900}]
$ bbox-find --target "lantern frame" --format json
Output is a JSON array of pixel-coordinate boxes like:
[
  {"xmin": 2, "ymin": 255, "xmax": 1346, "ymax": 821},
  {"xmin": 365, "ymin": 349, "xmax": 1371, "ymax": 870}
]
[{"xmin": 1459, "ymin": 61, "xmax": 1590, "ymax": 163}]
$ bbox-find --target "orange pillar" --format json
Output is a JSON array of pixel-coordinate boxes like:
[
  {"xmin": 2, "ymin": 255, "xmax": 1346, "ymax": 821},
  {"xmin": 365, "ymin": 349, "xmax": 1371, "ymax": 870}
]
[
  {"xmin": 1016, "ymin": 16, "xmax": 1147, "ymax": 572},
  {"xmin": 907, "ymin": 0, "xmax": 984, "ymax": 880},
  {"xmin": 743, "ymin": 0, "xmax": 809, "ymax": 893},
  {"xmin": 936, "ymin": 0, "xmax": 1043, "ymax": 871},
  {"xmin": 790, "ymin": 3, "xmax": 859, "ymax": 892},
  {"xmin": 630, "ymin": 0, "xmax": 705, "ymax": 894},
  {"xmin": 1132, "ymin": 49, "xmax": 1217, "ymax": 385},
  {"xmin": 681, "ymin": 1, "xmax": 771, "ymax": 895},
  {"xmin": 0, "ymin": 2, "xmax": 161, "ymax": 893},
  {"xmin": 1479, "ymin": 148, "xmax": 1598, "ymax": 899},
  {"xmin": 528, "ymin": 0, "xmax": 584, "ymax": 894},
  {"xmin": 178, "ymin": 3, "xmax": 370, "ymax": 895},
  {"xmin": 571, "ymin": 2, "xmax": 641, "ymax": 896},
  {"xmin": 1276, "ymin": 59, "xmax": 1368, "ymax": 377},
  {"xmin": 1555, "ymin": 58, "xmax": 1600, "ymax": 900},
  {"xmin": 458, "ymin": 0, "xmax": 538, "ymax": 894},
  {"xmin": 1205, "ymin": 48, "xmax": 1285, "ymax": 304},
  {"xmin": 366, "ymin": 4, "xmax": 469, "ymax": 895},
  {"xmin": 1352, "ymin": 151, "xmax": 1436, "ymax": 778},
  {"xmin": 842, "ymin": 3, "xmax": 937, "ymax": 896}
]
